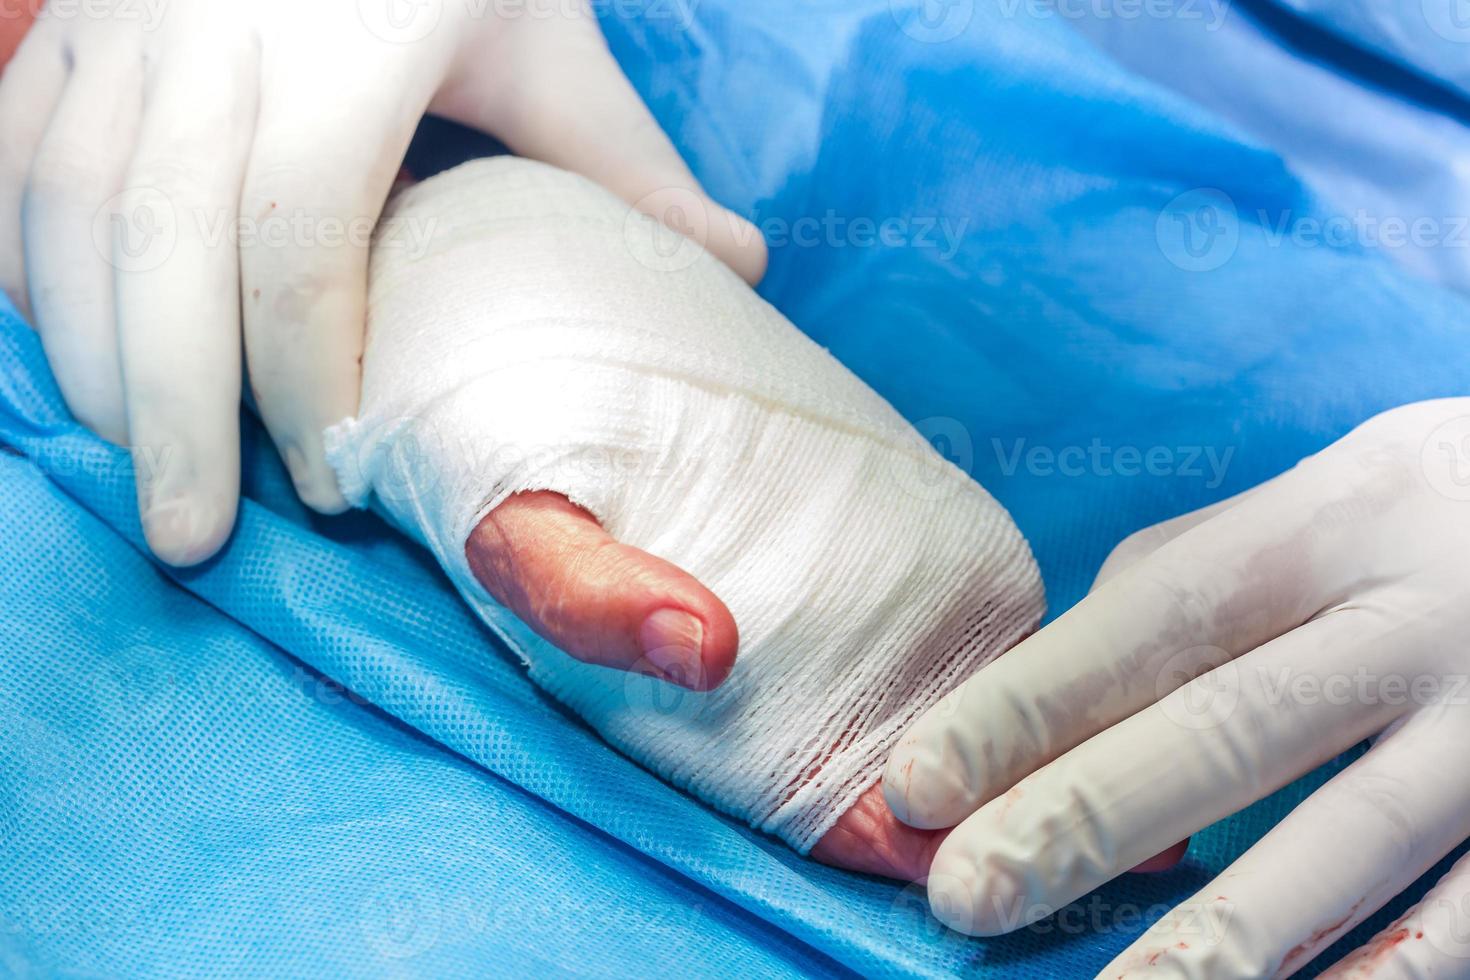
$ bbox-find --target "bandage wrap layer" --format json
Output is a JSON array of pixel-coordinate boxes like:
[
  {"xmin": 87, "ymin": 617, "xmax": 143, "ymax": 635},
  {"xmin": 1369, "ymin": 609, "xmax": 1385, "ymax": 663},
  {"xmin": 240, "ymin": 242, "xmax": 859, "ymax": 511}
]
[{"xmin": 324, "ymin": 158, "xmax": 1045, "ymax": 850}]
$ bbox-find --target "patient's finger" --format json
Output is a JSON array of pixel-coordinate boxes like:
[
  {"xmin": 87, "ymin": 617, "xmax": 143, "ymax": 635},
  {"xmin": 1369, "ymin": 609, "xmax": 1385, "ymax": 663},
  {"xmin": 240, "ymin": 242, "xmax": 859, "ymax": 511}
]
[
  {"xmin": 812, "ymin": 783, "xmax": 949, "ymax": 882},
  {"xmin": 465, "ymin": 490, "xmax": 739, "ymax": 691},
  {"xmin": 1130, "ymin": 840, "xmax": 1189, "ymax": 873},
  {"xmin": 812, "ymin": 786, "xmax": 1185, "ymax": 883}
]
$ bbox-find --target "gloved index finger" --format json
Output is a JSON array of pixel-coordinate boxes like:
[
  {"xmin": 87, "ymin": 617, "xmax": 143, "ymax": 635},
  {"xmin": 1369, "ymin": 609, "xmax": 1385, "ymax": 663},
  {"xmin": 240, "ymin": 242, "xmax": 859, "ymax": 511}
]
[{"xmin": 882, "ymin": 475, "xmax": 1337, "ymax": 831}]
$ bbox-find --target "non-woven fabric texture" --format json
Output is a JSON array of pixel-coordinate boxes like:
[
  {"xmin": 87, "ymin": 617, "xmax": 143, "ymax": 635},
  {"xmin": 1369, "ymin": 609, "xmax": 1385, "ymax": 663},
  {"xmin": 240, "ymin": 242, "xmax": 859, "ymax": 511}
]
[
  {"xmin": 4, "ymin": 1, "xmax": 1470, "ymax": 977},
  {"xmin": 324, "ymin": 157, "xmax": 1044, "ymax": 851}
]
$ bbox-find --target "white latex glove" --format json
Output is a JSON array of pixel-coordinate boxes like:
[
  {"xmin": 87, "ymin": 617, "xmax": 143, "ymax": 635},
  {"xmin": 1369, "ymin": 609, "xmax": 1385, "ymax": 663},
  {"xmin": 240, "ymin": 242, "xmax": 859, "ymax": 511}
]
[
  {"xmin": 884, "ymin": 398, "xmax": 1470, "ymax": 978},
  {"xmin": 0, "ymin": 0, "xmax": 763, "ymax": 565}
]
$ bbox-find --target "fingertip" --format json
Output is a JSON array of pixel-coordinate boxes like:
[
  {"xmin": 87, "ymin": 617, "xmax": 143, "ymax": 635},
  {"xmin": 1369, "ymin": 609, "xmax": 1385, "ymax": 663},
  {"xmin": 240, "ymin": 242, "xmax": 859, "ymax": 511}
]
[
  {"xmin": 926, "ymin": 830, "xmax": 1038, "ymax": 937},
  {"xmin": 637, "ymin": 607, "xmax": 705, "ymax": 688},
  {"xmin": 290, "ymin": 474, "xmax": 350, "ymax": 515},
  {"xmin": 810, "ymin": 783, "xmax": 949, "ymax": 882},
  {"xmin": 882, "ymin": 731, "xmax": 975, "ymax": 831},
  {"xmin": 618, "ymin": 563, "xmax": 739, "ymax": 691},
  {"xmin": 282, "ymin": 442, "xmax": 350, "ymax": 515},
  {"xmin": 141, "ymin": 493, "xmax": 235, "ymax": 567},
  {"xmin": 678, "ymin": 591, "xmax": 739, "ymax": 692},
  {"xmin": 925, "ymin": 850, "xmax": 1010, "ymax": 937},
  {"xmin": 707, "ymin": 205, "xmax": 768, "ymax": 286},
  {"xmin": 77, "ymin": 406, "xmax": 129, "ymax": 447},
  {"xmin": 925, "ymin": 871, "xmax": 983, "ymax": 936},
  {"xmin": 1130, "ymin": 839, "xmax": 1190, "ymax": 873},
  {"xmin": 466, "ymin": 491, "xmax": 739, "ymax": 686}
]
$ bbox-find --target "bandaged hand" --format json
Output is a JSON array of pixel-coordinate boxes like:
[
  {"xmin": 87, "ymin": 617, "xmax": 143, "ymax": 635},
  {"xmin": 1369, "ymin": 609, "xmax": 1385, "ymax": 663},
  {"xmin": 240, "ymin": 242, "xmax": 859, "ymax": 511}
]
[
  {"xmin": 0, "ymin": 0, "xmax": 762, "ymax": 565},
  {"xmin": 887, "ymin": 399, "xmax": 1470, "ymax": 977},
  {"xmin": 326, "ymin": 156, "xmax": 1046, "ymax": 868}
]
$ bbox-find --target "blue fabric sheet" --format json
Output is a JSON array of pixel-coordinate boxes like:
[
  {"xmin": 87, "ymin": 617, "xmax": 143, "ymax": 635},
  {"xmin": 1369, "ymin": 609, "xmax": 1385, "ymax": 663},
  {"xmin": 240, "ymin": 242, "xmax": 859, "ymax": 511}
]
[
  {"xmin": 1272, "ymin": 0, "xmax": 1470, "ymax": 99},
  {"xmin": 1064, "ymin": 0, "xmax": 1470, "ymax": 294},
  {"xmin": 3, "ymin": 1, "xmax": 1470, "ymax": 976}
]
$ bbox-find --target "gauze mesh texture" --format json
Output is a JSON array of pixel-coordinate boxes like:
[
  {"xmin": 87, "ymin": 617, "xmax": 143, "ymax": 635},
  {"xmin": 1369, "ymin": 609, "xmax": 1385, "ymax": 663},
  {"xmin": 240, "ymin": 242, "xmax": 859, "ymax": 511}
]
[{"xmin": 325, "ymin": 157, "xmax": 1046, "ymax": 850}]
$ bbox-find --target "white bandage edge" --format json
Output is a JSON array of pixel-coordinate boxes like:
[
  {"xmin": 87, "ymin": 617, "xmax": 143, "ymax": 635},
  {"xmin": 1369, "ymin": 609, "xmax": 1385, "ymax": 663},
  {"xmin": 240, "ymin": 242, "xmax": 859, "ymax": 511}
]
[{"xmin": 324, "ymin": 157, "xmax": 1046, "ymax": 851}]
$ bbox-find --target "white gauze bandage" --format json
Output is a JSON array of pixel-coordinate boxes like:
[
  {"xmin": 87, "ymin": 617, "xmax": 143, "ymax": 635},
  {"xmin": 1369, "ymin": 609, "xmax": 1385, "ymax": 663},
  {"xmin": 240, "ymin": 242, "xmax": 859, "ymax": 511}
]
[{"xmin": 324, "ymin": 158, "xmax": 1045, "ymax": 850}]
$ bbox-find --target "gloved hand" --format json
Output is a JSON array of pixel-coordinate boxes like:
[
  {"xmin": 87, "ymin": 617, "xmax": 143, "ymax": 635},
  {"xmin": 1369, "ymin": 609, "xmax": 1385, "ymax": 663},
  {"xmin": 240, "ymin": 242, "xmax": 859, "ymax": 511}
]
[
  {"xmin": 0, "ymin": 0, "xmax": 764, "ymax": 565},
  {"xmin": 884, "ymin": 398, "xmax": 1470, "ymax": 977}
]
